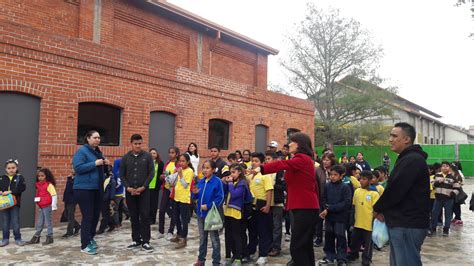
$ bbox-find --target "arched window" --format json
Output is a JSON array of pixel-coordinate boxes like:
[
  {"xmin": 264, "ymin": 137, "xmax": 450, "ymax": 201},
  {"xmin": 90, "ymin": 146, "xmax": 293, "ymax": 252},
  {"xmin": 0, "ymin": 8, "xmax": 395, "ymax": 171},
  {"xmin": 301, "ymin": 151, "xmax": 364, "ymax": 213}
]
[
  {"xmin": 287, "ymin": 128, "xmax": 301, "ymax": 143},
  {"xmin": 77, "ymin": 102, "xmax": 121, "ymax": 146},
  {"xmin": 208, "ymin": 119, "xmax": 230, "ymax": 150}
]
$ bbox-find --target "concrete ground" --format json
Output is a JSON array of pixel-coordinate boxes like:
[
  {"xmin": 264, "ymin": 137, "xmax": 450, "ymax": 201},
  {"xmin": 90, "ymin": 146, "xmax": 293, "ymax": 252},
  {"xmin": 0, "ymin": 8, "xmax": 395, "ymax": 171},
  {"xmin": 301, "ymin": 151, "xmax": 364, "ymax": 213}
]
[{"xmin": 1, "ymin": 180, "xmax": 474, "ymax": 265}]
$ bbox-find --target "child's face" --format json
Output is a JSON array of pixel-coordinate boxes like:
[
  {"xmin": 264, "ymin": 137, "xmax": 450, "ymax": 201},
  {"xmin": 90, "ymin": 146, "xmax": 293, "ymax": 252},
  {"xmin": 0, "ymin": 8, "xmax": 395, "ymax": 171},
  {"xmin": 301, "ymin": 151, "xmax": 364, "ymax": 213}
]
[
  {"xmin": 37, "ymin": 171, "xmax": 46, "ymax": 182},
  {"xmin": 243, "ymin": 152, "xmax": 250, "ymax": 161},
  {"xmin": 251, "ymin": 157, "xmax": 262, "ymax": 169},
  {"xmin": 370, "ymin": 177, "xmax": 378, "ymax": 185},
  {"xmin": 360, "ymin": 177, "xmax": 370, "ymax": 188},
  {"xmin": 441, "ymin": 164, "xmax": 450, "ymax": 174},
  {"xmin": 329, "ymin": 170, "xmax": 342, "ymax": 183},
  {"xmin": 265, "ymin": 156, "xmax": 274, "ymax": 164},
  {"xmin": 228, "ymin": 158, "xmax": 237, "ymax": 164},
  {"xmin": 352, "ymin": 169, "xmax": 361, "ymax": 179},
  {"xmin": 230, "ymin": 169, "xmax": 240, "ymax": 180},
  {"xmin": 168, "ymin": 149, "xmax": 177, "ymax": 160},
  {"xmin": 178, "ymin": 156, "xmax": 188, "ymax": 169},
  {"xmin": 202, "ymin": 162, "xmax": 213, "ymax": 178},
  {"xmin": 5, "ymin": 163, "xmax": 17, "ymax": 176},
  {"xmin": 150, "ymin": 150, "xmax": 158, "ymax": 160}
]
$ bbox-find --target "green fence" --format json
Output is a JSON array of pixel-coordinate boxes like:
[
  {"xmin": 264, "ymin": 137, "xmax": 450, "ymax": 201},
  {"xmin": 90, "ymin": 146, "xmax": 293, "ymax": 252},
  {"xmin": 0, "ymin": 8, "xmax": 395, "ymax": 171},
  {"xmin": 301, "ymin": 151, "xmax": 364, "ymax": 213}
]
[{"xmin": 316, "ymin": 144, "xmax": 474, "ymax": 177}]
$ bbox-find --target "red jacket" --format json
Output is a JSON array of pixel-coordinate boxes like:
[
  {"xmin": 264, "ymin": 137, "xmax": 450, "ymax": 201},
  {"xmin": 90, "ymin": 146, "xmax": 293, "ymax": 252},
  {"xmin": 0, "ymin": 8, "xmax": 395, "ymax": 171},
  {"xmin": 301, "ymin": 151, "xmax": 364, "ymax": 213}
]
[
  {"xmin": 262, "ymin": 153, "xmax": 319, "ymax": 210},
  {"xmin": 36, "ymin": 181, "xmax": 52, "ymax": 208}
]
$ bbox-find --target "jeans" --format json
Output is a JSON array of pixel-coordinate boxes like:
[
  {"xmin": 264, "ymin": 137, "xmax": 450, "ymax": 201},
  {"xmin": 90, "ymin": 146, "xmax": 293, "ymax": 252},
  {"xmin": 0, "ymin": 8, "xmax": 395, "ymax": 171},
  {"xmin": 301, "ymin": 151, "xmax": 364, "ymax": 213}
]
[
  {"xmin": 149, "ymin": 188, "xmax": 160, "ymax": 224},
  {"xmin": 65, "ymin": 203, "xmax": 80, "ymax": 235},
  {"xmin": 1, "ymin": 206, "xmax": 21, "ymax": 241},
  {"xmin": 127, "ymin": 190, "xmax": 151, "ymax": 244},
  {"xmin": 34, "ymin": 205, "xmax": 53, "ymax": 237},
  {"xmin": 323, "ymin": 220, "xmax": 347, "ymax": 262},
  {"xmin": 271, "ymin": 206, "xmax": 283, "ymax": 251},
  {"xmin": 387, "ymin": 227, "xmax": 427, "ymax": 266},
  {"xmin": 431, "ymin": 198, "xmax": 454, "ymax": 229},
  {"xmin": 349, "ymin": 227, "xmax": 373, "ymax": 265},
  {"xmin": 75, "ymin": 189, "xmax": 102, "ymax": 249},
  {"xmin": 453, "ymin": 202, "xmax": 462, "ymax": 220},
  {"xmin": 197, "ymin": 217, "xmax": 221, "ymax": 264},
  {"xmin": 225, "ymin": 216, "xmax": 244, "ymax": 260},
  {"xmin": 290, "ymin": 209, "xmax": 318, "ymax": 266},
  {"xmin": 174, "ymin": 201, "xmax": 191, "ymax": 239},
  {"xmin": 158, "ymin": 189, "xmax": 175, "ymax": 234},
  {"xmin": 247, "ymin": 209, "xmax": 273, "ymax": 257}
]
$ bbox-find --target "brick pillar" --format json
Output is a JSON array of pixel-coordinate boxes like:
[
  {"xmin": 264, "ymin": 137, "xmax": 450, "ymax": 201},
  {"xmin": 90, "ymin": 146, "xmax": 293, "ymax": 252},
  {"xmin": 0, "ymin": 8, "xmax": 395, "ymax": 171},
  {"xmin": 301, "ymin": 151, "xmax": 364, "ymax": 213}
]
[
  {"xmin": 255, "ymin": 53, "xmax": 268, "ymax": 89},
  {"xmin": 78, "ymin": 0, "xmax": 95, "ymax": 41}
]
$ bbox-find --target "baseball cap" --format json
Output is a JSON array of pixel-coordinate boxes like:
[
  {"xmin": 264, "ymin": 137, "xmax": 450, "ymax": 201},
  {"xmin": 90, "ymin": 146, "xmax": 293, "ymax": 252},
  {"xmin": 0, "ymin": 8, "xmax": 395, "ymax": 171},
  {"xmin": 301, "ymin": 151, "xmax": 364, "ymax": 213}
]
[{"xmin": 268, "ymin": 141, "xmax": 278, "ymax": 148}]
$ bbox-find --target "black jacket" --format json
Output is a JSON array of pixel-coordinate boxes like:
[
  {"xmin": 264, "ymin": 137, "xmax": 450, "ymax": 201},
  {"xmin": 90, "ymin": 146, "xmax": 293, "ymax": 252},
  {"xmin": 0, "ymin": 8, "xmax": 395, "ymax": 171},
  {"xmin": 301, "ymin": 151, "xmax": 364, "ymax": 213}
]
[
  {"xmin": 63, "ymin": 176, "xmax": 76, "ymax": 204},
  {"xmin": 214, "ymin": 157, "xmax": 227, "ymax": 178},
  {"xmin": 373, "ymin": 145, "xmax": 430, "ymax": 229},
  {"xmin": 321, "ymin": 180, "xmax": 352, "ymax": 223},
  {"xmin": 0, "ymin": 174, "xmax": 26, "ymax": 207},
  {"xmin": 119, "ymin": 150, "xmax": 154, "ymax": 189},
  {"xmin": 273, "ymin": 170, "xmax": 286, "ymax": 205}
]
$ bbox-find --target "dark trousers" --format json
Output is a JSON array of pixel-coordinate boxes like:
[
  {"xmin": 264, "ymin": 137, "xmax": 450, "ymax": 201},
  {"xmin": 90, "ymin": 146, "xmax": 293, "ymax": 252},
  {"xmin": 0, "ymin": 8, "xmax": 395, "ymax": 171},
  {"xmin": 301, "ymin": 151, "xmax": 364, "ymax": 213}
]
[
  {"xmin": 247, "ymin": 209, "xmax": 273, "ymax": 257},
  {"xmin": 158, "ymin": 189, "xmax": 175, "ymax": 234},
  {"xmin": 241, "ymin": 218, "xmax": 250, "ymax": 258},
  {"xmin": 126, "ymin": 190, "xmax": 151, "ymax": 244},
  {"xmin": 315, "ymin": 213, "xmax": 324, "ymax": 239},
  {"xmin": 271, "ymin": 206, "xmax": 283, "ymax": 251},
  {"xmin": 75, "ymin": 189, "xmax": 102, "ymax": 249},
  {"xmin": 349, "ymin": 227, "xmax": 373, "ymax": 265},
  {"xmin": 65, "ymin": 203, "xmax": 80, "ymax": 235},
  {"xmin": 290, "ymin": 209, "xmax": 318, "ymax": 266},
  {"xmin": 453, "ymin": 202, "xmax": 462, "ymax": 220},
  {"xmin": 173, "ymin": 201, "xmax": 191, "ymax": 239},
  {"xmin": 149, "ymin": 188, "xmax": 160, "ymax": 224},
  {"xmin": 225, "ymin": 216, "xmax": 244, "ymax": 260},
  {"xmin": 431, "ymin": 198, "xmax": 453, "ymax": 229},
  {"xmin": 324, "ymin": 220, "xmax": 347, "ymax": 262},
  {"xmin": 99, "ymin": 200, "xmax": 117, "ymax": 230},
  {"xmin": 284, "ymin": 209, "xmax": 291, "ymax": 235}
]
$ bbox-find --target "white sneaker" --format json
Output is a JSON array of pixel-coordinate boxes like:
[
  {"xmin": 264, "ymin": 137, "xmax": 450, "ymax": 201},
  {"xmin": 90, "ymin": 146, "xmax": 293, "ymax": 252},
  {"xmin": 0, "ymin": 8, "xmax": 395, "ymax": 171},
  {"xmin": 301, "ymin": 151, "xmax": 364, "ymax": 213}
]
[
  {"xmin": 256, "ymin": 257, "xmax": 268, "ymax": 265},
  {"xmin": 285, "ymin": 233, "xmax": 291, "ymax": 242},
  {"xmin": 157, "ymin": 233, "xmax": 165, "ymax": 239},
  {"xmin": 166, "ymin": 233, "xmax": 173, "ymax": 241}
]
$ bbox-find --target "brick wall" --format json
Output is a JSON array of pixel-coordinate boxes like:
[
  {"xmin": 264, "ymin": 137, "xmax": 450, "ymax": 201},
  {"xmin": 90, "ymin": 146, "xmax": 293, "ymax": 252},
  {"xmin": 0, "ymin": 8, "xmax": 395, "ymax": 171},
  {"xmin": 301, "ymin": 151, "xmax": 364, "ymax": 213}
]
[{"xmin": 0, "ymin": 0, "xmax": 314, "ymax": 224}]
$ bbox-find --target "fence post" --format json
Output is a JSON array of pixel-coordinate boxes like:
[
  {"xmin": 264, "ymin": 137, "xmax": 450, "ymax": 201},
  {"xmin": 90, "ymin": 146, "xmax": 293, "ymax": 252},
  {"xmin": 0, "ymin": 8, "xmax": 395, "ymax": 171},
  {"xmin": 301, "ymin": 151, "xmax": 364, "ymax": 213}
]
[{"xmin": 455, "ymin": 143, "xmax": 459, "ymax": 161}]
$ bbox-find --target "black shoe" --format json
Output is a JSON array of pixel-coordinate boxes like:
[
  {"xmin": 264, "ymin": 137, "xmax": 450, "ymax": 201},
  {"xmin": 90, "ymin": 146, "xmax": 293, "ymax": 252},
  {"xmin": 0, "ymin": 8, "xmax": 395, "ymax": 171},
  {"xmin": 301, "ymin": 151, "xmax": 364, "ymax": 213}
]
[
  {"xmin": 286, "ymin": 259, "xmax": 294, "ymax": 266},
  {"xmin": 318, "ymin": 258, "xmax": 334, "ymax": 265},
  {"xmin": 347, "ymin": 254, "xmax": 358, "ymax": 262},
  {"xmin": 96, "ymin": 229, "xmax": 105, "ymax": 235},
  {"xmin": 142, "ymin": 243, "xmax": 154, "ymax": 253},
  {"xmin": 241, "ymin": 256, "xmax": 250, "ymax": 263},
  {"xmin": 337, "ymin": 260, "xmax": 347, "ymax": 266},
  {"xmin": 107, "ymin": 226, "xmax": 115, "ymax": 233},
  {"xmin": 313, "ymin": 237, "xmax": 322, "ymax": 247},
  {"xmin": 73, "ymin": 227, "xmax": 80, "ymax": 236},
  {"xmin": 62, "ymin": 233, "xmax": 73, "ymax": 238},
  {"xmin": 443, "ymin": 227, "xmax": 449, "ymax": 236},
  {"xmin": 127, "ymin": 241, "xmax": 142, "ymax": 249}
]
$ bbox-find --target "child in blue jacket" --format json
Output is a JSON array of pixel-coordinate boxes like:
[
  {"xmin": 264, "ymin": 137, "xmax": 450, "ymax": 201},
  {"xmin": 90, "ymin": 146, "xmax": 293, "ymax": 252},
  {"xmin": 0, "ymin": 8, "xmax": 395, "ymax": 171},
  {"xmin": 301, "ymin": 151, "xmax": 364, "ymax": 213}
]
[{"xmin": 191, "ymin": 160, "xmax": 224, "ymax": 266}]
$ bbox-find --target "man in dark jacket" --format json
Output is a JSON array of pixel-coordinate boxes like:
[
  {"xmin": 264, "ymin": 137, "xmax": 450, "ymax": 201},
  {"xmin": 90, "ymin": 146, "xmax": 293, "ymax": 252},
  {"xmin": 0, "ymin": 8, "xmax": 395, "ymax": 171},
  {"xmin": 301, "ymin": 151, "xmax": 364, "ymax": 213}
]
[
  {"xmin": 373, "ymin": 122, "xmax": 430, "ymax": 266},
  {"xmin": 119, "ymin": 134, "xmax": 154, "ymax": 252},
  {"xmin": 209, "ymin": 145, "xmax": 227, "ymax": 178}
]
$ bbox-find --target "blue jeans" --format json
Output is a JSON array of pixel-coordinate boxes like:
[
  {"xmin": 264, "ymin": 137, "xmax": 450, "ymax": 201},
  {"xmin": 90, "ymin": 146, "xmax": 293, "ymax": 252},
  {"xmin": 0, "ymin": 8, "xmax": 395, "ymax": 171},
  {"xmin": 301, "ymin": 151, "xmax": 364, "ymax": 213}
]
[
  {"xmin": 387, "ymin": 227, "xmax": 427, "ymax": 266},
  {"xmin": 34, "ymin": 205, "xmax": 53, "ymax": 237},
  {"xmin": 431, "ymin": 198, "xmax": 454, "ymax": 229},
  {"xmin": 1, "ymin": 206, "xmax": 21, "ymax": 241},
  {"xmin": 197, "ymin": 217, "xmax": 221, "ymax": 264}
]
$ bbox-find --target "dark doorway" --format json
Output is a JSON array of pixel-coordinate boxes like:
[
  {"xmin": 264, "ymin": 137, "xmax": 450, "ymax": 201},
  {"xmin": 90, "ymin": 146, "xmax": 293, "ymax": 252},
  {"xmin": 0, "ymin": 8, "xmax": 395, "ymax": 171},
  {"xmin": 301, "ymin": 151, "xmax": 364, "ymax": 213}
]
[
  {"xmin": 149, "ymin": 112, "xmax": 176, "ymax": 162},
  {"xmin": 0, "ymin": 92, "xmax": 40, "ymax": 227},
  {"xmin": 255, "ymin": 125, "xmax": 268, "ymax": 153}
]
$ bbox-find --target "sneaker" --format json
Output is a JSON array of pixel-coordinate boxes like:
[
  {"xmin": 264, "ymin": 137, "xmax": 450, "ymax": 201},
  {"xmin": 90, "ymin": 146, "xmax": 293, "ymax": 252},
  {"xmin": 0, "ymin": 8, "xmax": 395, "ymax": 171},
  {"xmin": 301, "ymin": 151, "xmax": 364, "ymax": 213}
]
[
  {"xmin": 107, "ymin": 226, "xmax": 115, "ymax": 233},
  {"xmin": 313, "ymin": 237, "xmax": 322, "ymax": 247},
  {"xmin": 256, "ymin": 257, "xmax": 268, "ymax": 265},
  {"xmin": 157, "ymin": 233, "xmax": 165, "ymax": 239},
  {"xmin": 223, "ymin": 258, "xmax": 233, "ymax": 266},
  {"xmin": 285, "ymin": 233, "xmax": 291, "ymax": 242},
  {"xmin": 165, "ymin": 233, "xmax": 174, "ymax": 241},
  {"xmin": 127, "ymin": 241, "xmax": 142, "ymax": 249},
  {"xmin": 90, "ymin": 239, "xmax": 98, "ymax": 249},
  {"xmin": 15, "ymin": 239, "xmax": 26, "ymax": 246},
  {"xmin": 318, "ymin": 258, "xmax": 334, "ymax": 265},
  {"xmin": 96, "ymin": 229, "xmax": 105, "ymax": 235},
  {"xmin": 347, "ymin": 254, "xmax": 358, "ymax": 262},
  {"xmin": 81, "ymin": 243, "xmax": 98, "ymax": 255},
  {"xmin": 232, "ymin": 259, "xmax": 242, "ymax": 266},
  {"xmin": 454, "ymin": 219, "xmax": 464, "ymax": 225},
  {"xmin": 241, "ymin": 256, "xmax": 250, "ymax": 263},
  {"xmin": 337, "ymin": 261, "xmax": 347, "ymax": 266},
  {"xmin": 142, "ymin": 243, "xmax": 154, "ymax": 253},
  {"xmin": 73, "ymin": 228, "xmax": 80, "ymax": 236},
  {"xmin": 0, "ymin": 239, "xmax": 9, "ymax": 247},
  {"xmin": 443, "ymin": 227, "xmax": 449, "ymax": 236},
  {"xmin": 62, "ymin": 233, "xmax": 73, "ymax": 238},
  {"xmin": 268, "ymin": 249, "xmax": 281, "ymax": 257}
]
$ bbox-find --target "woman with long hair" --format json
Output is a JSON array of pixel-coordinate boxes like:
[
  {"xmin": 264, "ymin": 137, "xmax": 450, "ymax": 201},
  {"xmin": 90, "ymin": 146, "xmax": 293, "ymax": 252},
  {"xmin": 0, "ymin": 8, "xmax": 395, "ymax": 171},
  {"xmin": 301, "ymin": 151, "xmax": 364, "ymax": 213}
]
[{"xmin": 149, "ymin": 148, "xmax": 164, "ymax": 225}]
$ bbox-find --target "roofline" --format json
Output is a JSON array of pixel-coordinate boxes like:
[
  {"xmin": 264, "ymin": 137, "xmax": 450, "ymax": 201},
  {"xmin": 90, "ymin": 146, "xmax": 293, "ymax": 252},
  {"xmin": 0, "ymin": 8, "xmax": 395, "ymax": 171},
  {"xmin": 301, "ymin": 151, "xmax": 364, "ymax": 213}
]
[{"xmin": 145, "ymin": 0, "xmax": 279, "ymax": 55}]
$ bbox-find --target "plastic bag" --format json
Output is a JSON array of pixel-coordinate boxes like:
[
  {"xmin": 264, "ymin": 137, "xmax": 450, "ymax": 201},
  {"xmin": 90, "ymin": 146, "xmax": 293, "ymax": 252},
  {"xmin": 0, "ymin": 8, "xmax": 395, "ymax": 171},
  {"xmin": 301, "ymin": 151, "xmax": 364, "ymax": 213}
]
[
  {"xmin": 204, "ymin": 203, "xmax": 223, "ymax": 231},
  {"xmin": 372, "ymin": 219, "xmax": 389, "ymax": 249}
]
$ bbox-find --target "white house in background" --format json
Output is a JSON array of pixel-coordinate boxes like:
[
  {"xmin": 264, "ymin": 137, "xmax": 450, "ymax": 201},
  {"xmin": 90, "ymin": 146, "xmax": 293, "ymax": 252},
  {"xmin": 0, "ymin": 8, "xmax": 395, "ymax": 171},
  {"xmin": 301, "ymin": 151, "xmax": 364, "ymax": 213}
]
[{"xmin": 338, "ymin": 76, "xmax": 474, "ymax": 145}]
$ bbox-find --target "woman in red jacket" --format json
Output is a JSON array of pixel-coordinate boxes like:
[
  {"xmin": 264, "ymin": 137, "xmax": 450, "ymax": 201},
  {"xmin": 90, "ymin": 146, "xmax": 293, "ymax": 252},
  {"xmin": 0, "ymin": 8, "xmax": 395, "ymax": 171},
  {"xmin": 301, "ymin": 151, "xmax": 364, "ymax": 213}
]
[{"xmin": 258, "ymin": 132, "xmax": 319, "ymax": 266}]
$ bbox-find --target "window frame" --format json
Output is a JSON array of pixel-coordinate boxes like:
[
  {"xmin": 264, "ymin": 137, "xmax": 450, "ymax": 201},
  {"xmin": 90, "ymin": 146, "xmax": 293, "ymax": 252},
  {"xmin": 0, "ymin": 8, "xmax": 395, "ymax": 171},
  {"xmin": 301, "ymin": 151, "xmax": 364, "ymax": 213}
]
[
  {"xmin": 208, "ymin": 119, "xmax": 231, "ymax": 150},
  {"xmin": 77, "ymin": 102, "xmax": 122, "ymax": 146}
]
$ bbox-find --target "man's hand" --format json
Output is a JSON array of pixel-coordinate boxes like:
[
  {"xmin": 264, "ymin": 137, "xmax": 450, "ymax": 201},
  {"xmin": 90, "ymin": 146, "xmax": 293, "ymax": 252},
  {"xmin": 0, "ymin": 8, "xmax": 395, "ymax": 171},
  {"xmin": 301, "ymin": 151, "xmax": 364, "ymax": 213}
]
[
  {"xmin": 260, "ymin": 205, "xmax": 271, "ymax": 214},
  {"xmin": 126, "ymin": 187, "xmax": 136, "ymax": 195},
  {"xmin": 2, "ymin": 191, "xmax": 11, "ymax": 196},
  {"xmin": 319, "ymin": 209, "xmax": 328, "ymax": 219},
  {"xmin": 374, "ymin": 212, "xmax": 385, "ymax": 222}
]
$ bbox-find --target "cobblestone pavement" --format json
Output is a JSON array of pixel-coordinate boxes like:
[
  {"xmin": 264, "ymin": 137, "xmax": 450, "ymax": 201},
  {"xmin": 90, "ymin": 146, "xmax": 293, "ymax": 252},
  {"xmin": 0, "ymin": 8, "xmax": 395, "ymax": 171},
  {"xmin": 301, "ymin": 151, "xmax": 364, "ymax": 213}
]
[{"xmin": 2, "ymin": 180, "xmax": 474, "ymax": 265}]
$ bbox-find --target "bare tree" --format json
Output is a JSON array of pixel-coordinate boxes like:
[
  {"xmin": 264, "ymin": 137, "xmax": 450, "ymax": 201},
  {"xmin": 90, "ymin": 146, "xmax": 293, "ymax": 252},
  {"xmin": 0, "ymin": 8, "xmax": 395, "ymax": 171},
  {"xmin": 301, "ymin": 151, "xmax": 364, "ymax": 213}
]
[{"xmin": 281, "ymin": 4, "xmax": 394, "ymax": 147}]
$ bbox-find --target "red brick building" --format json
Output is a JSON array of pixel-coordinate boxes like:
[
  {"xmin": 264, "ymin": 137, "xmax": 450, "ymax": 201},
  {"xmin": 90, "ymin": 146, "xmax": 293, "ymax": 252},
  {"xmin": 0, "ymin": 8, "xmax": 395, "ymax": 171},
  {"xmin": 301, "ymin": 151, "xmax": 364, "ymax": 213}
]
[{"xmin": 0, "ymin": 0, "xmax": 314, "ymax": 225}]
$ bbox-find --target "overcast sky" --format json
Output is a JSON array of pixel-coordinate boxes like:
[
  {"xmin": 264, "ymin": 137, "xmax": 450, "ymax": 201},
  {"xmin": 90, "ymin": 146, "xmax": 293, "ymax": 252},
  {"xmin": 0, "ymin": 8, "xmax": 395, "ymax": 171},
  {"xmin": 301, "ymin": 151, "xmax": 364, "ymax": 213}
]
[{"xmin": 169, "ymin": 0, "xmax": 474, "ymax": 129}]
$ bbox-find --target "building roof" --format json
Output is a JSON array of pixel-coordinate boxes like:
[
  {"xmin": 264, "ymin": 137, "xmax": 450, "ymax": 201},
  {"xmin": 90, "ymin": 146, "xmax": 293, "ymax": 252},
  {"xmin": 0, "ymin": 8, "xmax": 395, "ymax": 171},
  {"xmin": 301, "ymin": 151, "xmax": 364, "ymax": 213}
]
[{"xmin": 144, "ymin": 0, "xmax": 279, "ymax": 55}]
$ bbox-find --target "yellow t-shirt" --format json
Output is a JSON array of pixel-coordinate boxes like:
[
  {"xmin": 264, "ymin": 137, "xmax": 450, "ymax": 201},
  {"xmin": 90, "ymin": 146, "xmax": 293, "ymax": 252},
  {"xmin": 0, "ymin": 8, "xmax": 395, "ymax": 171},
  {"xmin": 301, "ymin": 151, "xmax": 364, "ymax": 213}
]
[
  {"xmin": 349, "ymin": 176, "xmax": 361, "ymax": 189},
  {"xmin": 353, "ymin": 188, "xmax": 380, "ymax": 231},
  {"xmin": 429, "ymin": 175, "xmax": 436, "ymax": 199},
  {"xmin": 47, "ymin": 184, "xmax": 57, "ymax": 196},
  {"xmin": 7, "ymin": 176, "xmax": 13, "ymax": 192},
  {"xmin": 224, "ymin": 189, "xmax": 242, "ymax": 219},
  {"xmin": 249, "ymin": 172, "xmax": 273, "ymax": 203},
  {"xmin": 174, "ymin": 167, "xmax": 193, "ymax": 204},
  {"xmin": 376, "ymin": 185, "xmax": 385, "ymax": 195},
  {"xmin": 164, "ymin": 161, "xmax": 176, "ymax": 189},
  {"xmin": 244, "ymin": 161, "xmax": 252, "ymax": 170}
]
